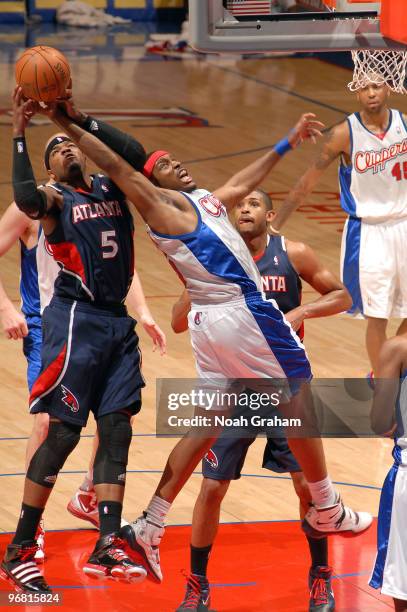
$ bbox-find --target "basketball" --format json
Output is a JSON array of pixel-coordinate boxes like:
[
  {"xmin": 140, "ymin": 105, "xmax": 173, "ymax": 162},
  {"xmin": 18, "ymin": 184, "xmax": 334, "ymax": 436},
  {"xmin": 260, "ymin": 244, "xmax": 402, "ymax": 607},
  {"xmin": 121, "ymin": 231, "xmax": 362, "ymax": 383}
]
[{"xmin": 15, "ymin": 46, "xmax": 71, "ymax": 103}]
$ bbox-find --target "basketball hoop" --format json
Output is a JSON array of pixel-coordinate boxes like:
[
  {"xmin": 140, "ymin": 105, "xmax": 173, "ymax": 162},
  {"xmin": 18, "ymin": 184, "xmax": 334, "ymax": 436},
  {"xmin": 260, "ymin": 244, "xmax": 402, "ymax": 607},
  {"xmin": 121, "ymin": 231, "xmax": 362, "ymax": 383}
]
[{"xmin": 348, "ymin": 49, "xmax": 407, "ymax": 95}]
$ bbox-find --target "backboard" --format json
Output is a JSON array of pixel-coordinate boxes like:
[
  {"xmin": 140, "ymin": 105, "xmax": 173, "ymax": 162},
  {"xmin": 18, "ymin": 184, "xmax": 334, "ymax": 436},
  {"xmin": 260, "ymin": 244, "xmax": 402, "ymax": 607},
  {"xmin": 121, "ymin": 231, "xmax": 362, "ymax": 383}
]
[{"xmin": 188, "ymin": 0, "xmax": 406, "ymax": 53}]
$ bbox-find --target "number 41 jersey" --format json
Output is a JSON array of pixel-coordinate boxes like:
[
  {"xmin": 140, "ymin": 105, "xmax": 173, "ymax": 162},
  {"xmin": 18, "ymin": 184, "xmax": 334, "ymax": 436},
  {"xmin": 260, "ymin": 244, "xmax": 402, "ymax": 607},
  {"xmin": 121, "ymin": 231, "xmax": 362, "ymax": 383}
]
[
  {"xmin": 46, "ymin": 175, "xmax": 134, "ymax": 305},
  {"xmin": 340, "ymin": 109, "xmax": 407, "ymax": 222}
]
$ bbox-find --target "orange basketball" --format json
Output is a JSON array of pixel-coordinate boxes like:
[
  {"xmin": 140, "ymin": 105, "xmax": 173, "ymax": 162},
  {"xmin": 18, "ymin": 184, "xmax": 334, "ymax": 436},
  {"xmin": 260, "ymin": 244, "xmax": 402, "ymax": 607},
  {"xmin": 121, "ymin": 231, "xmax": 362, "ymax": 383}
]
[{"xmin": 15, "ymin": 46, "xmax": 71, "ymax": 103}]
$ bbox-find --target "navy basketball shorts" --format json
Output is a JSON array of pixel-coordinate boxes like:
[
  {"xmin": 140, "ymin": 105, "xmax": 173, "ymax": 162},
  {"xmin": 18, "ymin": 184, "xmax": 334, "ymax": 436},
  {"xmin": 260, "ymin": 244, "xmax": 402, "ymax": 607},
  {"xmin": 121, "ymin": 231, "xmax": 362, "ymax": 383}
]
[
  {"xmin": 29, "ymin": 297, "xmax": 144, "ymax": 427},
  {"xmin": 202, "ymin": 433, "xmax": 301, "ymax": 481},
  {"xmin": 23, "ymin": 314, "xmax": 42, "ymax": 393}
]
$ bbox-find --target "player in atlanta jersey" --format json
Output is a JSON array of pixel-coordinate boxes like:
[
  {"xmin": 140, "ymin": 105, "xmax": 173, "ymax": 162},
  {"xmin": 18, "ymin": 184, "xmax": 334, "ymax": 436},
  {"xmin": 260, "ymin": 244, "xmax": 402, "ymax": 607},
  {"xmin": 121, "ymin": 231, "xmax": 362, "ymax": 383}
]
[
  {"xmin": 172, "ymin": 188, "xmax": 352, "ymax": 612},
  {"xmin": 1, "ymin": 88, "xmax": 149, "ymax": 594},
  {"xmin": 270, "ymin": 64, "xmax": 407, "ymax": 379},
  {"xmin": 43, "ymin": 92, "xmax": 370, "ymax": 587},
  {"xmin": 369, "ymin": 334, "xmax": 407, "ymax": 611},
  {"xmin": 0, "ymin": 200, "xmax": 166, "ymax": 565}
]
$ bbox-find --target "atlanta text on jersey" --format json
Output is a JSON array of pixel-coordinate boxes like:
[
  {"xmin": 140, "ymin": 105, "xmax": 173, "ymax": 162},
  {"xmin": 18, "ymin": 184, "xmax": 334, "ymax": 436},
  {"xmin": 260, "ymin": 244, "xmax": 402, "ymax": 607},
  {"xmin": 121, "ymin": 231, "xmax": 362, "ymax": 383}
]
[{"xmin": 72, "ymin": 200, "xmax": 123, "ymax": 224}]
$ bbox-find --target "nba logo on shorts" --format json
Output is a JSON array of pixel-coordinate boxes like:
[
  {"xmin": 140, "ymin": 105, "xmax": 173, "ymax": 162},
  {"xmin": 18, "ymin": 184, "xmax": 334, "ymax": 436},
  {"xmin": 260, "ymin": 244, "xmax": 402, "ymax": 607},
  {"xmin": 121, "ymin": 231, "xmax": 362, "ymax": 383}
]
[
  {"xmin": 204, "ymin": 449, "xmax": 219, "ymax": 469},
  {"xmin": 194, "ymin": 312, "xmax": 202, "ymax": 325}
]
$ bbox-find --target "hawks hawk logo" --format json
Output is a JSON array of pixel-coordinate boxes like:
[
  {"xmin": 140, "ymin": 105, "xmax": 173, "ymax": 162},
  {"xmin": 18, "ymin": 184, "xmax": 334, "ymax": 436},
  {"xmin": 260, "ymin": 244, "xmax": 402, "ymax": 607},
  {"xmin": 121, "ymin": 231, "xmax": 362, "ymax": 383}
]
[
  {"xmin": 61, "ymin": 385, "xmax": 79, "ymax": 413},
  {"xmin": 204, "ymin": 449, "xmax": 219, "ymax": 469}
]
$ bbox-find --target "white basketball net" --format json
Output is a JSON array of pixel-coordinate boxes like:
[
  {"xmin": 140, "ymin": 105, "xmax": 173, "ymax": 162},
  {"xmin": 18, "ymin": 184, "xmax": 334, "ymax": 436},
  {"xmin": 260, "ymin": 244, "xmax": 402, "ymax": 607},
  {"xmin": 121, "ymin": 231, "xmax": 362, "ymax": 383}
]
[{"xmin": 348, "ymin": 50, "xmax": 407, "ymax": 95}]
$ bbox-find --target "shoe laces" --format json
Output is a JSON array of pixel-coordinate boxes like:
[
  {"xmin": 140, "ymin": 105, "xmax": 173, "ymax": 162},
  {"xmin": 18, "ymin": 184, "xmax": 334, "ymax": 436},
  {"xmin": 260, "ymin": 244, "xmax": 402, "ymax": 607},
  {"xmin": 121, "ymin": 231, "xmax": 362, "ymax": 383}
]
[
  {"xmin": 335, "ymin": 504, "xmax": 356, "ymax": 530},
  {"xmin": 310, "ymin": 576, "xmax": 329, "ymax": 606},
  {"xmin": 107, "ymin": 537, "xmax": 129, "ymax": 562},
  {"xmin": 180, "ymin": 574, "xmax": 204, "ymax": 609}
]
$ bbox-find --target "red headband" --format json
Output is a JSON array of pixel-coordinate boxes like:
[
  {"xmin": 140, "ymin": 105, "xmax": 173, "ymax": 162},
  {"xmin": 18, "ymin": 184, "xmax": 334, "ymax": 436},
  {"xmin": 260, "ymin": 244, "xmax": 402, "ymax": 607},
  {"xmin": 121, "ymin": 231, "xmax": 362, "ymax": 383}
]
[{"xmin": 143, "ymin": 150, "xmax": 169, "ymax": 178}]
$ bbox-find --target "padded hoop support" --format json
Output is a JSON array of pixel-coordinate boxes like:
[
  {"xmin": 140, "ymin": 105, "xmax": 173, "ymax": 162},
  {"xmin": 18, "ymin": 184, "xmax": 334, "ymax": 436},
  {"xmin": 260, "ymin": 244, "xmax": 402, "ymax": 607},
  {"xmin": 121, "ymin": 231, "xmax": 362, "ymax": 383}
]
[{"xmin": 380, "ymin": 0, "xmax": 407, "ymax": 45}]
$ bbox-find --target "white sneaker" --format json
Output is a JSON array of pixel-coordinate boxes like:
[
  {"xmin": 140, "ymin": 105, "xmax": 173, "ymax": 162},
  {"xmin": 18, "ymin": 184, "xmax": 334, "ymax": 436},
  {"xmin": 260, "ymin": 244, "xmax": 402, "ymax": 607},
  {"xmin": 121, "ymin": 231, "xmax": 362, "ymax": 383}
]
[
  {"xmin": 67, "ymin": 489, "xmax": 99, "ymax": 527},
  {"xmin": 34, "ymin": 519, "xmax": 45, "ymax": 563},
  {"xmin": 120, "ymin": 515, "xmax": 164, "ymax": 582},
  {"xmin": 67, "ymin": 489, "xmax": 131, "ymax": 530},
  {"xmin": 302, "ymin": 494, "xmax": 373, "ymax": 538}
]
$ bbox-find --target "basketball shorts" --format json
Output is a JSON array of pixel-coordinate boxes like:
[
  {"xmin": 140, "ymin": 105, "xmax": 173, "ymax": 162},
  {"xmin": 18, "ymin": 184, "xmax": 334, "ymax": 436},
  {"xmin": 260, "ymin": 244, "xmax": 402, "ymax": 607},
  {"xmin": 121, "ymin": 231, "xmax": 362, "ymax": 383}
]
[
  {"xmin": 188, "ymin": 292, "xmax": 311, "ymax": 403},
  {"xmin": 29, "ymin": 297, "xmax": 144, "ymax": 427},
  {"xmin": 341, "ymin": 216, "xmax": 407, "ymax": 318},
  {"xmin": 202, "ymin": 432, "xmax": 301, "ymax": 481},
  {"xmin": 370, "ymin": 444, "xmax": 407, "ymax": 600},
  {"xmin": 23, "ymin": 315, "xmax": 42, "ymax": 393}
]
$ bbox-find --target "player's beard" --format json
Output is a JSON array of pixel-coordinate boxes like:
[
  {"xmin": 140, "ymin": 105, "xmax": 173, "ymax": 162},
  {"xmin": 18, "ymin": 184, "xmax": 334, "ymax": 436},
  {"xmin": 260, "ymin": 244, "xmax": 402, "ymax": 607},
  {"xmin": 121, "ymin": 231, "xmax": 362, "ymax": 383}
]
[{"xmin": 66, "ymin": 161, "xmax": 84, "ymax": 182}]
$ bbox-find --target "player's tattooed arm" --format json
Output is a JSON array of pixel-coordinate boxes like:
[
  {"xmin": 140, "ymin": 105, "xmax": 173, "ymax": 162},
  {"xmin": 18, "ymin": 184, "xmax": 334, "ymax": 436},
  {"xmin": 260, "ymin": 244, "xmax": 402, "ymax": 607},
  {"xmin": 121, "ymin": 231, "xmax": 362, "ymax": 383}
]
[{"xmin": 270, "ymin": 122, "xmax": 349, "ymax": 232}]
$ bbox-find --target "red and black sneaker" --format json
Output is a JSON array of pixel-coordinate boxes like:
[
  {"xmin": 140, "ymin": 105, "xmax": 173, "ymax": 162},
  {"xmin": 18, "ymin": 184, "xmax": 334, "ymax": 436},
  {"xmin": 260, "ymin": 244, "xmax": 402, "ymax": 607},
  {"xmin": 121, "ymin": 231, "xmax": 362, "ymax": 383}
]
[
  {"xmin": 0, "ymin": 541, "xmax": 51, "ymax": 593},
  {"xmin": 309, "ymin": 565, "xmax": 335, "ymax": 611},
  {"xmin": 176, "ymin": 574, "xmax": 215, "ymax": 612},
  {"xmin": 83, "ymin": 533, "xmax": 147, "ymax": 583}
]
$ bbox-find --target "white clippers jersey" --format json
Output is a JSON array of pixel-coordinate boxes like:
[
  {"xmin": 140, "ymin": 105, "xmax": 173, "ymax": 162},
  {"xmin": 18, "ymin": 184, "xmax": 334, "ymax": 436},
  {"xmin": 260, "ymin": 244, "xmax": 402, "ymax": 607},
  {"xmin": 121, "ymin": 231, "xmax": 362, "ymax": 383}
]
[
  {"xmin": 148, "ymin": 189, "xmax": 263, "ymax": 306},
  {"xmin": 339, "ymin": 110, "xmax": 407, "ymax": 223},
  {"xmin": 20, "ymin": 226, "xmax": 59, "ymax": 317},
  {"xmin": 37, "ymin": 228, "xmax": 59, "ymax": 313}
]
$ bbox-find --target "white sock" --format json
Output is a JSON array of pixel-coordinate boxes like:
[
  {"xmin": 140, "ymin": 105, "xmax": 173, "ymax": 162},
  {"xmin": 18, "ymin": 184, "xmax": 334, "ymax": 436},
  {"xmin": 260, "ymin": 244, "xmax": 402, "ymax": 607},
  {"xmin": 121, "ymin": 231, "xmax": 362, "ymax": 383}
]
[
  {"xmin": 145, "ymin": 495, "xmax": 171, "ymax": 527},
  {"xmin": 307, "ymin": 476, "xmax": 336, "ymax": 508}
]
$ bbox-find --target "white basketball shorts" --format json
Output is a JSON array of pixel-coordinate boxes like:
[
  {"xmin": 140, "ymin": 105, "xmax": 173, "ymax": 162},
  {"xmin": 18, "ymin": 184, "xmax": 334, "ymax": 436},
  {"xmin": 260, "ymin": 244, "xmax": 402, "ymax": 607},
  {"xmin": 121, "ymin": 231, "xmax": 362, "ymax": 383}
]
[
  {"xmin": 341, "ymin": 216, "xmax": 407, "ymax": 319},
  {"xmin": 370, "ymin": 444, "xmax": 407, "ymax": 600},
  {"xmin": 188, "ymin": 292, "xmax": 311, "ymax": 387}
]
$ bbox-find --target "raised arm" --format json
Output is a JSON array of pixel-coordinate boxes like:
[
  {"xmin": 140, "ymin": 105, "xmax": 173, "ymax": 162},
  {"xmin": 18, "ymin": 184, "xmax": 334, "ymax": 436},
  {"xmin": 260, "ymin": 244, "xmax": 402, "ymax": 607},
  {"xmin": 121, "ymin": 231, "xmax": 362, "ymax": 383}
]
[
  {"xmin": 12, "ymin": 88, "xmax": 61, "ymax": 233},
  {"xmin": 213, "ymin": 113, "xmax": 324, "ymax": 210},
  {"xmin": 284, "ymin": 240, "xmax": 351, "ymax": 331},
  {"xmin": 270, "ymin": 122, "xmax": 349, "ymax": 232},
  {"xmin": 0, "ymin": 203, "xmax": 33, "ymax": 339},
  {"xmin": 56, "ymin": 88, "xmax": 147, "ymax": 171},
  {"xmin": 50, "ymin": 108, "xmax": 192, "ymax": 234}
]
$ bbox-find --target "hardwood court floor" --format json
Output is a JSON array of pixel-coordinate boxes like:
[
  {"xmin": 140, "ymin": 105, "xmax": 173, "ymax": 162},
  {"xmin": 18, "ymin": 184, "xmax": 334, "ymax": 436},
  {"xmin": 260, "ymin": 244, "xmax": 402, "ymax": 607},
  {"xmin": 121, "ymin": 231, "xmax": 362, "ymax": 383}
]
[{"xmin": 0, "ymin": 31, "xmax": 405, "ymax": 608}]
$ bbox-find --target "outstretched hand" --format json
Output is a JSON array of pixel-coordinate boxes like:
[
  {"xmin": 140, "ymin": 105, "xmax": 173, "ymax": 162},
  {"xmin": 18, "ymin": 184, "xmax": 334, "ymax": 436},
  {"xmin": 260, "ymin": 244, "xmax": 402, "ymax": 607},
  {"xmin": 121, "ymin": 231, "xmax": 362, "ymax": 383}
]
[
  {"xmin": 54, "ymin": 79, "xmax": 87, "ymax": 125},
  {"xmin": 35, "ymin": 79, "xmax": 86, "ymax": 126},
  {"xmin": 288, "ymin": 113, "xmax": 325, "ymax": 148},
  {"xmin": 139, "ymin": 314, "xmax": 167, "ymax": 356},
  {"xmin": 12, "ymin": 86, "xmax": 38, "ymax": 137}
]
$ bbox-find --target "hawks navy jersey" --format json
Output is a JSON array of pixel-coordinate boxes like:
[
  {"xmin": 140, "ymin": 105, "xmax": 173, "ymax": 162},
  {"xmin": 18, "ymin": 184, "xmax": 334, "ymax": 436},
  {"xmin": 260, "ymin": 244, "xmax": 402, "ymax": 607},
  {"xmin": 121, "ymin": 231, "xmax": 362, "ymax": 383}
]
[
  {"xmin": 255, "ymin": 235, "xmax": 303, "ymax": 337},
  {"xmin": 46, "ymin": 175, "xmax": 134, "ymax": 305}
]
